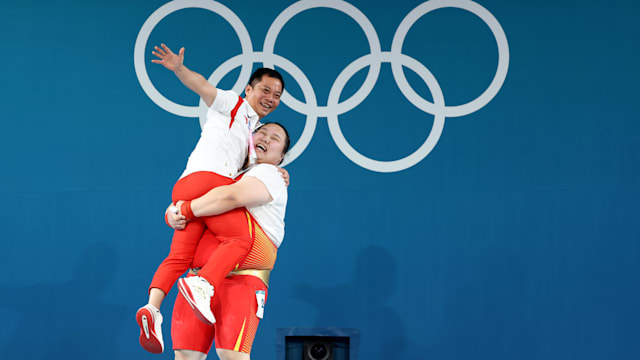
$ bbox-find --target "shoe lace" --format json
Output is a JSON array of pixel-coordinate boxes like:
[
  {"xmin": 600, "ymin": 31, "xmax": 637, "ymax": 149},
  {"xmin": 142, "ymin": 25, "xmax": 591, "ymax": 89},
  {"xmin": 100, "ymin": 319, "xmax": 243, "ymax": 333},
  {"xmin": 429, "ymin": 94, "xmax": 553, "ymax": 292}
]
[{"xmin": 194, "ymin": 278, "xmax": 214, "ymax": 299}]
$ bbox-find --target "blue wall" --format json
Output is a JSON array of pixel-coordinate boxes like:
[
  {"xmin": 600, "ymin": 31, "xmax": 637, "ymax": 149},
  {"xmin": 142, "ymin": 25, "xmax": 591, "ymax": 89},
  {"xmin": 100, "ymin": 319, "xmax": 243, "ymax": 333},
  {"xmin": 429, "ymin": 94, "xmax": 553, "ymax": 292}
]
[{"xmin": 1, "ymin": 0, "xmax": 638, "ymax": 359}]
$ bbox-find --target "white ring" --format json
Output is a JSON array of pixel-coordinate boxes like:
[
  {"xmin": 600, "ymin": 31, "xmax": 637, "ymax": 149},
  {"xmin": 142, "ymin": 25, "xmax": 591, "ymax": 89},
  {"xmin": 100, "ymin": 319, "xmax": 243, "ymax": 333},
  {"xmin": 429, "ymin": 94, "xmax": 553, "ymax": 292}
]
[
  {"xmin": 391, "ymin": 0, "xmax": 509, "ymax": 118},
  {"xmin": 327, "ymin": 52, "xmax": 446, "ymax": 173},
  {"xmin": 133, "ymin": 0, "xmax": 253, "ymax": 118},
  {"xmin": 262, "ymin": 0, "xmax": 382, "ymax": 113},
  {"xmin": 134, "ymin": 0, "xmax": 510, "ymax": 172}
]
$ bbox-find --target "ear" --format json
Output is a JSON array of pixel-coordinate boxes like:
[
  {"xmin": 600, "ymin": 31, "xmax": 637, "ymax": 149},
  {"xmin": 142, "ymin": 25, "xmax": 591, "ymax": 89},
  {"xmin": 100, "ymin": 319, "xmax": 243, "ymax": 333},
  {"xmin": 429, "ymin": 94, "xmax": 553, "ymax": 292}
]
[{"xmin": 244, "ymin": 84, "xmax": 252, "ymax": 95}]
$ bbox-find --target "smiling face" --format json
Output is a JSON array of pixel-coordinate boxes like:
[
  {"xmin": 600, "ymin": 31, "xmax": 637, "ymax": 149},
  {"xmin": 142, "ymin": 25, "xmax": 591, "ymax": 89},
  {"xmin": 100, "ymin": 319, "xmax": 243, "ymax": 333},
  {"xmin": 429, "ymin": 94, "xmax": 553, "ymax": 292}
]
[
  {"xmin": 244, "ymin": 75, "xmax": 283, "ymax": 119},
  {"xmin": 253, "ymin": 123, "xmax": 289, "ymax": 165}
]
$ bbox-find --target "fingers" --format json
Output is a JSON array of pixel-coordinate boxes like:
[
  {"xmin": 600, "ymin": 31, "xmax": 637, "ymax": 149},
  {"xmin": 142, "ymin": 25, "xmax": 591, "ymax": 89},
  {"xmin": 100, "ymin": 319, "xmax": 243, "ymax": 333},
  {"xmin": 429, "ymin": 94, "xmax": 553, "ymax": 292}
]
[
  {"xmin": 153, "ymin": 46, "xmax": 165, "ymax": 56},
  {"xmin": 167, "ymin": 203, "xmax": 186, "ymax": 220},
  {"xmin": 173, "ymin": 219, "xmax": 187, "ymax": 230},
  {"xmin": 152, "ymin": 49, "xmax": 166, "ymax": 63},
  {"xmin": 152, "ymin": 44, "xmax": 174, "ymax": 60},
  {"xmin": 277, "ymin": 167, "xmax": 290, "ymax": 186},
  {"xmin": 161, "ymin": 43, "xmax": 173, "ymax": 54},
  {"xmin": 168, "ymin": 212, "xmax": 187, "ymax": 230},
  {"xmin": 170, "ymin": 213, "xmax": 186, "ymax": 221}
]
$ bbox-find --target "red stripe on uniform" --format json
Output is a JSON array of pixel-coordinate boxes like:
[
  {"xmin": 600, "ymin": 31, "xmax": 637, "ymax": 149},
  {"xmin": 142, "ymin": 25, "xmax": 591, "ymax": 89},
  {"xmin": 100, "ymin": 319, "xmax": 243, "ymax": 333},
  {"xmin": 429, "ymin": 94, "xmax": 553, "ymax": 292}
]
[{"xmin": 229, "ymin": 95, "xmax": 244, "ymax": 129}]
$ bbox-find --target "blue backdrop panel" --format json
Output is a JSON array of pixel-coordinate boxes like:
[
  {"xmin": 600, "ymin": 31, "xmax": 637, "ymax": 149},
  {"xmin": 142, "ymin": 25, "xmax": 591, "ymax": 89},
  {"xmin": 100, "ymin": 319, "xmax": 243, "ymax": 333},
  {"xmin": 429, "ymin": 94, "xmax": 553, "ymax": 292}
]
[{"xmin": 0, "ymin": 0, "xmax": 638, "ymax": 359}]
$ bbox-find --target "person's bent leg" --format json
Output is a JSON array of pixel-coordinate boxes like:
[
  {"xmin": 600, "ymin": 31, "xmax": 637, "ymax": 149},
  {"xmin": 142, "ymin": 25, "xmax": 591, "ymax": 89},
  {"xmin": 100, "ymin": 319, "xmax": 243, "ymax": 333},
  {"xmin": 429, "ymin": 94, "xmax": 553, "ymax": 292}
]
[
  {"xmin": 144, "ymin": 171, "xmax": 232, "ymax": 312},
  {"xmin": 149, "ymin": 220, "xmax": 206, "ymax": 295},
  {"xmin": 138, "ymin": 171, "xmax": 233, "ymax": 352},
  {"xmin": 137, "ymin": 219, "xmax": 205, "ymax": 353},
  {"xmin": 147, "ymin": 171, "xmax": 233, "ymax": 300},
  {"xmin": 178, "ymin": 208, "xmax": 253, "ymax": 324},
  {"xmin": 197, "ymin": 208, "xmax": 254, "ymax": 290}
]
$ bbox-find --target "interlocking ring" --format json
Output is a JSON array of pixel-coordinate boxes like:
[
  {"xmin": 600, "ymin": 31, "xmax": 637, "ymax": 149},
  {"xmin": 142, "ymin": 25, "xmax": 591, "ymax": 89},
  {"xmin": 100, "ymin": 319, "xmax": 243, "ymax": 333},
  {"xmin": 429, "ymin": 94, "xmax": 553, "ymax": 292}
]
[
  {"xmin": 134, "ymin": 0, "xmax": 253, "ymax": 118},
  {"xmin": 134, "ymin": 0, "xmax": 509, "ymax": 171}
]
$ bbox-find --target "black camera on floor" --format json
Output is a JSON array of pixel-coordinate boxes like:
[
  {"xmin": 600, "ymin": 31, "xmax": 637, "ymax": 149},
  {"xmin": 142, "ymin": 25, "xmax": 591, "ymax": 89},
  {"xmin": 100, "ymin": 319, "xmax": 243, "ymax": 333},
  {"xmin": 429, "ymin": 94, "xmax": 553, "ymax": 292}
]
[
  {"xmin": 278, "ymin": 327, "xmax": 359, "ymax": 360},
  {"xmin": 304, "ymin": 339, "xmax": 333, "ymax": 360}
]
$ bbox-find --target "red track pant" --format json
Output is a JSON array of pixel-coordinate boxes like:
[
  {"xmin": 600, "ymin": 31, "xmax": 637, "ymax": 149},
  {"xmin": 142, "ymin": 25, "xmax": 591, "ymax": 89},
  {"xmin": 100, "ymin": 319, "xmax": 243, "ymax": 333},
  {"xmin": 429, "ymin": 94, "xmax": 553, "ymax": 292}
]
[{"xmin": 149, "ymin": 171, "xmax": 253, "ymax": 294}]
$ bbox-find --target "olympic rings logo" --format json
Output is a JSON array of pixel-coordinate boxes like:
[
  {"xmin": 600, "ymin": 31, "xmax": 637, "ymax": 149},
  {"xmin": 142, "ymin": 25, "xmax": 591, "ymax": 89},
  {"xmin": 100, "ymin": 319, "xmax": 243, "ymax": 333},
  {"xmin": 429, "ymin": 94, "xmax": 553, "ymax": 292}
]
[{"xmin": 134, "ymin": 0, "xmax": 509, "ymax": 172}]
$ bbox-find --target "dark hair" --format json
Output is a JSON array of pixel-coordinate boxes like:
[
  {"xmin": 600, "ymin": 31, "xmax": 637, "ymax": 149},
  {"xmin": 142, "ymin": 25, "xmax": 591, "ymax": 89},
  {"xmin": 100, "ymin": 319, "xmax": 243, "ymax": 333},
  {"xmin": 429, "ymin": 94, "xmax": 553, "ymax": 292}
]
[
  {"xmin": 248, "ymin": 68, "xmax": 285, "ymax": 91},
  {"xmin": 256, "ymin": 122, "xmax": 291, "ymax": 164}
]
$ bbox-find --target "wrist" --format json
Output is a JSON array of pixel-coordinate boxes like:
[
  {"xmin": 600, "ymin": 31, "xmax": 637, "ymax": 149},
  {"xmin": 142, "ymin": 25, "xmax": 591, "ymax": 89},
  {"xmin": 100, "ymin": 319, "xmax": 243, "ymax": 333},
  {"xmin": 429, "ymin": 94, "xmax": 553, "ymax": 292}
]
[{"xmin": 180, "ymin": 200, "xmax": 196, "ymax": 221}]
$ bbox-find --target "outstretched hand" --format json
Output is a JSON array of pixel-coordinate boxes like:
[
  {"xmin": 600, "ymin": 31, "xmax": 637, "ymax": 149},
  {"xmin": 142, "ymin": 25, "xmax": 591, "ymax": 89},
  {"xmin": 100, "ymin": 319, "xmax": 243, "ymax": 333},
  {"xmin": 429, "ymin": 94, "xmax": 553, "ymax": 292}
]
[{"xmin": 151, "ymin": 43, "xmax": 184, "ymax": 72}]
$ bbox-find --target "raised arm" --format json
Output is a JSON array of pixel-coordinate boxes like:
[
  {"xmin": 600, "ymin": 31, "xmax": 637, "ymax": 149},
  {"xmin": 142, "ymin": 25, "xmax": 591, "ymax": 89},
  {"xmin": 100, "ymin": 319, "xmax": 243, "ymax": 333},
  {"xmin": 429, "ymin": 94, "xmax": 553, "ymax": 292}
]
[
  {"xmin": 180, "ymin": 176, "xmax": 273, "ymax": 218},
  {"xmin": 152, "ymin": 43, "xmax": 218, "ymax": 107}
]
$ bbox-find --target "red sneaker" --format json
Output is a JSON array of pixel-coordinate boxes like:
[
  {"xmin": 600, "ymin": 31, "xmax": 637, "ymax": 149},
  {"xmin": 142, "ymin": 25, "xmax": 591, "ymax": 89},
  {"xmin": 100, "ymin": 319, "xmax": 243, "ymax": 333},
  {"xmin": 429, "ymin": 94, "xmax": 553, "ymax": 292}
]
[{"xmin": 136, "ymin": 304, "xmax": 164, "ymax": 353}]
